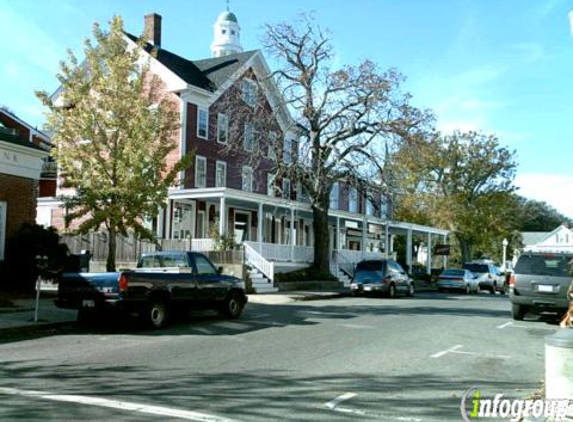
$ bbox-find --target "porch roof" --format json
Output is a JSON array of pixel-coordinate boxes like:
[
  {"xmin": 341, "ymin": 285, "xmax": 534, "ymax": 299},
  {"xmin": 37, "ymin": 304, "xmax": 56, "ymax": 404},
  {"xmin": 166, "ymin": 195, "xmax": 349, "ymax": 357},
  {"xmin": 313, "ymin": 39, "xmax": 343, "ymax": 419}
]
[{"xmin": 168, "ymin": 187, "xmax": 449, "ymax": 237}]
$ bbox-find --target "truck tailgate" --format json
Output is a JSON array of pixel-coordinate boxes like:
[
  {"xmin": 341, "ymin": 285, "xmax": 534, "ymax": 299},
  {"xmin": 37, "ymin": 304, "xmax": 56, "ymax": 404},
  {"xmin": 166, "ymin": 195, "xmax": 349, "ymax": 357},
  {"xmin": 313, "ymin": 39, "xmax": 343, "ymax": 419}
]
[{"xmin": 57, "ymin": 272, "xmax": 119, "ymax": 309}]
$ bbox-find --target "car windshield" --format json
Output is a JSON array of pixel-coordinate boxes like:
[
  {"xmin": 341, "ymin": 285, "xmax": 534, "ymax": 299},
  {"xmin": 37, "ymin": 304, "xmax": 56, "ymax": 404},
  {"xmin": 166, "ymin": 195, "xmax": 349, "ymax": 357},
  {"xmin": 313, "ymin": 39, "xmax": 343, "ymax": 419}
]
[
  {"xmin": 463, "ymin": 264, "xmax": 489, "ymax": 274},
  {"xmin": 441, "ymin": 269, "xmax": 464, "ymax": 276},
  {"xmin": 514, "ymin": 254, "xmax": 572, "ymax": 277}
]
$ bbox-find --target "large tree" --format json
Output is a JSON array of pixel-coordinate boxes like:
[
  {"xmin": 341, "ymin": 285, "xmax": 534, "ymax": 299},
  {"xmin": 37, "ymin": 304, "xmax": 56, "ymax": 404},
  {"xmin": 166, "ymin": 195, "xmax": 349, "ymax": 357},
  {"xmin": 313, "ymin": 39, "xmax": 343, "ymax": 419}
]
[
  {"xmin": 393, "ymin": 130, "xmax": 517, "ymax": 263},
  {"xmin": 218, "ymin": 15, "xmax": 431, "ymax": 272},
  {"xmin": 513, "ymin": 196, "xmax": 572, "ymax": 232},
  {"xmin": 37, "ymin": 16, "xmax": 190, "ymax": 271}
]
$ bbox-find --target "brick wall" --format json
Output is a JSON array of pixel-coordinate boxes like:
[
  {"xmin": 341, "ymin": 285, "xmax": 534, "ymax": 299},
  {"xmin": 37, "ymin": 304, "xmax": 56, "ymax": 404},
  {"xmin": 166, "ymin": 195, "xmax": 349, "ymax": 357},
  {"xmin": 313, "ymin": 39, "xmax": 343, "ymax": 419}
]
[{"xmin": 0, "ymin": 173, "xmax": 38, "ymax": 241}]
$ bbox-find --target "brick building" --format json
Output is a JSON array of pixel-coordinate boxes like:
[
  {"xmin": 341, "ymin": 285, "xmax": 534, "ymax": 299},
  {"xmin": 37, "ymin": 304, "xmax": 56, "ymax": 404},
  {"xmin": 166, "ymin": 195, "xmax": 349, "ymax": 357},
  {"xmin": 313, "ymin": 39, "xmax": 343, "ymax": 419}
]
[
  {"xmin": 37, "ymin": 9, "xmax": 447, "ymax": 290},
  {"xmin": 0, "ymin": 112, "xmax": 49, "ymax": 261}
]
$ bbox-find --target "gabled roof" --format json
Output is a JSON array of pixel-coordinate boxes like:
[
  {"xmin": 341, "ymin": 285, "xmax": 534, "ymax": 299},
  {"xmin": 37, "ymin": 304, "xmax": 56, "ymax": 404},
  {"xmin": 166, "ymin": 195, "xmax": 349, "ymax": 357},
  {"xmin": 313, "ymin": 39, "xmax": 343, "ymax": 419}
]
[
  {"xmin": 125, "ymin": 32, "xmax": 258, "ymax": 92},
  {"xmin": 192, "ymin": 50, "xmax": 259, "ymax": 89},
  {"xmin": 522, "ymin": 232, "xmax": 549, "ymax": 247}
]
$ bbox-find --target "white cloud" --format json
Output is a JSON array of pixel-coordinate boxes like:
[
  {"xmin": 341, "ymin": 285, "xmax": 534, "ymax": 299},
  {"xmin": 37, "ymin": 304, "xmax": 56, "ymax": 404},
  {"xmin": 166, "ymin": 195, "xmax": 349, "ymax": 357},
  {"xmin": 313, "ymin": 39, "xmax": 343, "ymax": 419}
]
[{"xmin": 515, "ymin": 173, "xmax": 573, "ymax": 218}]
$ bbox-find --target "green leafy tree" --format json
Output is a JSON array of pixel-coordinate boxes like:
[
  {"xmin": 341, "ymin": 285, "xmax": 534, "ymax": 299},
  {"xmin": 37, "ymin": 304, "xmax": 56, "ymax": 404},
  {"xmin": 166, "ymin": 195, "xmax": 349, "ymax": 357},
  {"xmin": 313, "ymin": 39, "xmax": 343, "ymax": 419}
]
[
  {"xmin": 394, "ymin": 131, "xmax": 517, "ymax": 264},
  {"xmin": 513, "ymin": 196, "xmax": 572, "ymax": 232},
  {"xmin": 37, "ymin": 16, "xmax": 190, "ymax": 271}
]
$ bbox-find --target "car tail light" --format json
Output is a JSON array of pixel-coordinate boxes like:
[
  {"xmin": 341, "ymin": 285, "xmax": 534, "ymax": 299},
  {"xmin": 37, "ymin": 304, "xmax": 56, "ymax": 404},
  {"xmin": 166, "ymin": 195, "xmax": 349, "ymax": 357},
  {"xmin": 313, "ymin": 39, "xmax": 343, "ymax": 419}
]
[
  {"xmin": 118, "ymin": 274, "xmax": 128, "ymax": 293},
  {"xmin": 509, "ymin": 274, "xmax": 516, "ymax": 286},
  {"xmin": 382, "ymin": 276, "xmax": 390, "ymax": 284}
]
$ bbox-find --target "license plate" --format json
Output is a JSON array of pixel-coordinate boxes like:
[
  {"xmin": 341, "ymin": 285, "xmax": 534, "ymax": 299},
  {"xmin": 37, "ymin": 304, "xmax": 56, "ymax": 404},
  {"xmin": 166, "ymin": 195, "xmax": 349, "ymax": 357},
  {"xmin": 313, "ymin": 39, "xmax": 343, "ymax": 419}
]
[
  {"xmin": 537, "ymin": 285, "xmax": 553, "ymax": 293},
  {"xmin": 82, "ymin": 299, "xmax": 95, "ymax": 308}
]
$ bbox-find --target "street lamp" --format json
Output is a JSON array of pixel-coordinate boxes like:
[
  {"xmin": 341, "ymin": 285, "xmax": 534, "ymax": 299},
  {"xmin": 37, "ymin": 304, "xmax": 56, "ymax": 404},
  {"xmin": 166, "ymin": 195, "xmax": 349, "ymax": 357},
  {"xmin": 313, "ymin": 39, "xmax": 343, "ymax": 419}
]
[{"xmin": 502, "ymin": 238, "xmax": 509, "ymax": 271}]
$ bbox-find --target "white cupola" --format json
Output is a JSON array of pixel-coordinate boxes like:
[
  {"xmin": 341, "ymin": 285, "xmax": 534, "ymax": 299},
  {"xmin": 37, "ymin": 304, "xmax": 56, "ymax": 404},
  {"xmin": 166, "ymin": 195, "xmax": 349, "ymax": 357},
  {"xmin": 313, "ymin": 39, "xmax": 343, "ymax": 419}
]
[{"xmin": 210, "ymin": 9, "xmax": 243, "ymax": 57}]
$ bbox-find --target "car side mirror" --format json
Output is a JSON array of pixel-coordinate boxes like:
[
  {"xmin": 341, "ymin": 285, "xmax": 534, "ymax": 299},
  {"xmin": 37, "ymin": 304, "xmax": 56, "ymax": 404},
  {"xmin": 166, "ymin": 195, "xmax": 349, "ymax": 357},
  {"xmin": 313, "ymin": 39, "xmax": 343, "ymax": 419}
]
[{"xmin": 217, "ymin": 266, "xmax": 224, "ymax": 275}]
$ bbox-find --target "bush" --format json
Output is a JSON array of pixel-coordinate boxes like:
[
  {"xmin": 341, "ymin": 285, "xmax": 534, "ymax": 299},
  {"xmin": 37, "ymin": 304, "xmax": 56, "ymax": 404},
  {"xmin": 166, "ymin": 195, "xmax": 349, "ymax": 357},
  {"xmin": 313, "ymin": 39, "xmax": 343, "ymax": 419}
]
[
  {"xmin": 274, "ymin": 267, "xmax": 337, "ymax": 283},
  {"xmin": 3, "ymin": 224, "xmax": 69, "ymax": 292}
]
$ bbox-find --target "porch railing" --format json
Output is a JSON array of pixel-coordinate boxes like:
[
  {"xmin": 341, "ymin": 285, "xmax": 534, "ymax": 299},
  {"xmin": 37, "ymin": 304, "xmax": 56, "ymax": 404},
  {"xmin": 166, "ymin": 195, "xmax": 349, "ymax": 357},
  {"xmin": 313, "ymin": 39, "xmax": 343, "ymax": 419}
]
[
  {"xmin": 244, "ymin": 241, "xmax": 313, "ymax": 263},
  {"xmin": 244, "ymin": 242, "xmax": 275, "ymax": 281}
]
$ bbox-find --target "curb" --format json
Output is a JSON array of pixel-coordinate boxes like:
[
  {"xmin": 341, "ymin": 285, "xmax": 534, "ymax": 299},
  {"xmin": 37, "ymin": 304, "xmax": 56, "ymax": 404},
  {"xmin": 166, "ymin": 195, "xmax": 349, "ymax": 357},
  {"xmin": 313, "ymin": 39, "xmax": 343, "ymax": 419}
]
[{"xmin": 291, "ymin": 292, "xmax": 350, "ymax": 301}]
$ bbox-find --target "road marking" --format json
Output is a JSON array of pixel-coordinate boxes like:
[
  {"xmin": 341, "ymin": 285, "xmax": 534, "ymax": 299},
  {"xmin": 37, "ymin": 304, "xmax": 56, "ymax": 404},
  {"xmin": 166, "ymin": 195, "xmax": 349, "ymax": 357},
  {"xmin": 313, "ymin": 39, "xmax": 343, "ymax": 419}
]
[
  {"xmin": 0, "ymin": 387, "xmax": 239, "ymax": 422},
  {"xmin": 431, "ymin": 344, "xmax": 463, "ymax": 358},
  {"xmin": 431, "ymin": 345, "xmax": 509, "ymax": 360},
  {"xmin": 324, "ymin": 392, "xmax": 421, "ymax": 421},
  {"xmin": 324, "ymin": 392, "xmax": 356, "ymax": 410},
  {"xmin": 498, "ymin": 321, "xmax": 558, "ymax": 330}
]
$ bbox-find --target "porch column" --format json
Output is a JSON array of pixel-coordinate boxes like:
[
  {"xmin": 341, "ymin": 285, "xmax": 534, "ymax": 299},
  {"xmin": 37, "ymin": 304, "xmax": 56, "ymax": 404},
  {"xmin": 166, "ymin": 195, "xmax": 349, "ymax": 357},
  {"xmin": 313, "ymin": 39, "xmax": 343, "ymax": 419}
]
[
  {"xmin": 258, "ymin": 203, "xmax": 263, "ymax": 249},
  {"xmin": 219, "ymin": 196, "xmax": 226, "ymax": 237},
  {"xmin": 406, "ymin": 228, "xmax": 413, "ymax": 273},
  {"xmin": 156, "ymin": 207, "xmax": 164, "ymax": 239},
  {"xmin": 336, "ymin": 217, "xmax": 340, "ymax": 251},
  {"xmin": 443, "ymin": 234, "xmax": 448, "ymax": 268},
  {"xmin": 426, "ymin": 232, "xmax": 432, "ymax": 275},
  {"xmin": 290, "ymin": 207, "xmax": 295, "ymax": 261},
  {"xmin": 165, "ymin": 200, "xmax": 173, "ymax": 239},
  {"xmin": 362, "ymin": 216, "xmax": 367, "ymax": 259},
  {"xmin": 385, "ymin": 221, "xmax": 390, "ymax": 259}
]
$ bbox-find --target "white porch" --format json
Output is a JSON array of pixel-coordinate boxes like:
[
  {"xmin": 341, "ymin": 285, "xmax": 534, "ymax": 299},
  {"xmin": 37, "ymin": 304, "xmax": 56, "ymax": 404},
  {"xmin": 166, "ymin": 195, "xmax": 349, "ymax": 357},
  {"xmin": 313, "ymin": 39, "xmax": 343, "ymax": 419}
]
[{"xmin": 160, "ymin": 187, "xmax": 448, "ymax": 288}]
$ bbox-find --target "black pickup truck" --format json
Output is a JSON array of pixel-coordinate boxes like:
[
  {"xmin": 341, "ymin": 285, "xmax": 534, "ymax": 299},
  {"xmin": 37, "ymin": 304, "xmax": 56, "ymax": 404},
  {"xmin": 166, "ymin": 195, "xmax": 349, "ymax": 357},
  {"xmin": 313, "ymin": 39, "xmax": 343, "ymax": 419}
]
[{"xmin": 56, "ymin": 251, "xmax": 248, "ymax": 328}]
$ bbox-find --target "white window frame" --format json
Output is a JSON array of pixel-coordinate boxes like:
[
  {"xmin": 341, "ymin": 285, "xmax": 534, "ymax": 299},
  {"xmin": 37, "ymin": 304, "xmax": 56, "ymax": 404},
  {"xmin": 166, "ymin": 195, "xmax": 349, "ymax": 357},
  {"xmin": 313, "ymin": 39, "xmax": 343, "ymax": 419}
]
[
  {"xmin": 197, "ymin": 108, "xmax": 209, "ymax": 139},
  {"xmin": 366, "ymin": 191, "xmax": 375, "ymax": 216},
  {"xmin": 195, "ymin": 156, "xmax": 207, "ymax": 188},
  {"xmin": 282, "ymin": 178, "xmax": 291, "ymax": 200},
  {"xmin": 330, "ymin": 182, "xmax": 339, "ymax": 210},
  {"xmin": 0, "ymin": 201, "xmax": 6, "ymax": 260},
  {"xmin": 349, "ymin": 187, "xmax": 358, "ymax": 213},
  {"xmin": 244, "ymin": 122, "xmax": 255, "ymax": 152},
  {"xmin": 267, "ymin": 173, "xmax": 275, "ymax": 196},
  {"xmin": 242, "ymin": 166, "xmax": 253, "ymax": 192},
  {"xmin": 215, "ymin": 160, "xmax": 227, "ymax": 188},
  {"xmin": 242, "ymin": 78, "xmax": 258, "ymax": 107},
  {"xmin": 268, "ymin": 131, "xmax": 277, "ymax": 161},
  {"xmin": 217, "ymin": 113, "xmax": 229, "ymax": 144}
]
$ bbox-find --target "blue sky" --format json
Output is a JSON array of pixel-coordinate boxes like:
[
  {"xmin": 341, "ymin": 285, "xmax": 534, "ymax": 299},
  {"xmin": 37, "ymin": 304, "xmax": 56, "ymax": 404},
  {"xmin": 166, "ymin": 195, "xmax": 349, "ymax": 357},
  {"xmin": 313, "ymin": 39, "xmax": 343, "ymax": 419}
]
[{"xmin": 2, "ymin": 0, "xmax": 572, "ymax": 217}]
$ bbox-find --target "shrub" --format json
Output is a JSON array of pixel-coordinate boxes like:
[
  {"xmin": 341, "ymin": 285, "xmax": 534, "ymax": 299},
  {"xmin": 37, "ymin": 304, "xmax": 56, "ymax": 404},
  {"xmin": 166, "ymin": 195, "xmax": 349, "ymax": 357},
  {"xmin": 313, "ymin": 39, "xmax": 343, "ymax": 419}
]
[
  {"xmin": 3, "ymin": 224, "xmax": 69, "ymax": 292},
  {"xmin": 274, "ymin": 267, "xmax": 337, "ymax": 283}
]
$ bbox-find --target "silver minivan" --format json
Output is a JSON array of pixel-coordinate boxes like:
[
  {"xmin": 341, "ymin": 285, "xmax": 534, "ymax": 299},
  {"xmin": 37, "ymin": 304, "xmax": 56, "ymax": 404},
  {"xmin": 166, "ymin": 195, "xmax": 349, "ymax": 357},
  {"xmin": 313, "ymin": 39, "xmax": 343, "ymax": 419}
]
[{"xmin": 509, "ymin": 252, "xmax": 572, "ymax": 320}]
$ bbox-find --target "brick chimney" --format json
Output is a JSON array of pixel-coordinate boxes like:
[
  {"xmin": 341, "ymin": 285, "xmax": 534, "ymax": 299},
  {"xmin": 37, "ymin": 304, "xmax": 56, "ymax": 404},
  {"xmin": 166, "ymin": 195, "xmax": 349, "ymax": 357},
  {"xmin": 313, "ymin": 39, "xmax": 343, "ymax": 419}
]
[{"xmin": 144, "ymin": 13, "xmax": 162, "ymax": 47}]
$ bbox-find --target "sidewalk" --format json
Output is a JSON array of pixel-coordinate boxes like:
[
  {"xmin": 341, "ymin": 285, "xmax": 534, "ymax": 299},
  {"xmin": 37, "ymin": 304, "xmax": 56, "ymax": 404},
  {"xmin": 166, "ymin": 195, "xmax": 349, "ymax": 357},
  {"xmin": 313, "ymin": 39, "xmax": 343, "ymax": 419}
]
[{"xmin": 0, "ymin": 296, "xmax": 77, "ymax": 336}]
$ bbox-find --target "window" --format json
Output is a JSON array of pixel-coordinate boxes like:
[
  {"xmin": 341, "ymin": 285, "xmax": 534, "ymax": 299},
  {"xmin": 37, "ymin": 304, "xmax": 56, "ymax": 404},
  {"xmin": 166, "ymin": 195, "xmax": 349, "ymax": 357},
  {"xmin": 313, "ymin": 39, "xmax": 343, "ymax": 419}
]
[
  {"xmin": 222, "ymin": 29, "xmax": 226, "ymax": 34},
  {"xmin": 268, "ymin": 131, "xmax": 277, "ymax": 161},
  {"xmin": 366, "ymin": 193, "xmax": 375, "ymax": 216},
  {"xmin": 349, "ymin": 187, "xmax": 358, "ymax": 213},
  {"xmin": 330, "ymin": 183, "xmax": 339, "ymax": 210},
  {"xmin": 195, "ymin": 156, "xmax": 207, "ymax": 188},
  {"xmin": 244, "ymin": 123, "xmax": 255, "ymax": 152},
  {"xmin": 216, "ymin": 113, "xmax": 229, "ymax": 144},
  {"xmin": 215, "ymin": 161, "xmax": 227, "ymax": 188},
  {"xmin": 242, "ymin": 166, "xmax": 253, "ymax": 192},
  {"xmin": 242, "ymin": 78, "xmax": 258, "ymax": 107},
  {"xmin": 283, "ymin": 138, "xmax": 292, "ymax": 163},
  {"xmin": 162, "ymin": 254, "xmax": 188, "ymax": 268},
  {"xmin": 197, "ymin": 108, "xmax": 208, "ymax": 139},
  {"xmin": 282, "ymin": 178, "xmax": 291, "ymax": 199},
  {"xmin": 267, "ymin": 173, "xmax": 275, "ymax": 196},
  {"xmin": 193, "ymin": 254, "xmax": 218, "ymax": 275},
  {"xmin": 380, "ymin": 194, "xmax": 389, "ymax": 218}
]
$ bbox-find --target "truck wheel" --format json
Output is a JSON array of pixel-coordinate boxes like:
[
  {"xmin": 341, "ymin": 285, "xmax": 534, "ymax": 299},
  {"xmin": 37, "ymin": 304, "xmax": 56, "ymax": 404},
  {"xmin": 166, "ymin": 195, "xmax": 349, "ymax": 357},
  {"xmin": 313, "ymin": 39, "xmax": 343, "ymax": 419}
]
[
  {"xmin": 221, "ymin": 292, "xmax": 244, "ymax": 319},
  {"xmin": 511, "ymin": 303, "xmax": 526, "ymax": 321},
  {"xmin": 146, "ymin": 301, "xmax": 168, "ymax": 329}
]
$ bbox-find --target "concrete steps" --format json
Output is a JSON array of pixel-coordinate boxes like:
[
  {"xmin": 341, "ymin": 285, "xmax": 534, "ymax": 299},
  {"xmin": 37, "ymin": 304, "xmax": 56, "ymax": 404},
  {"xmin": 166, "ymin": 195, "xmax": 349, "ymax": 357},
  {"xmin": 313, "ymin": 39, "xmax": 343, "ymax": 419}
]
[{"xmin": 248, "ymin": 268, "xmax": 278, "ymax": 293}]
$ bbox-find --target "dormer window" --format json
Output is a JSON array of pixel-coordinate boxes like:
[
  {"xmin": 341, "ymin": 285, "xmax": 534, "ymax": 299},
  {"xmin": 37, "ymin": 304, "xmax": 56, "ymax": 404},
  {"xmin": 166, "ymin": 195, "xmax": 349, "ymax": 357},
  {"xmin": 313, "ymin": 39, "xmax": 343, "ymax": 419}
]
[{"xmin": 222, "ymin": 29, "xmax": 226, "ymax": 34}]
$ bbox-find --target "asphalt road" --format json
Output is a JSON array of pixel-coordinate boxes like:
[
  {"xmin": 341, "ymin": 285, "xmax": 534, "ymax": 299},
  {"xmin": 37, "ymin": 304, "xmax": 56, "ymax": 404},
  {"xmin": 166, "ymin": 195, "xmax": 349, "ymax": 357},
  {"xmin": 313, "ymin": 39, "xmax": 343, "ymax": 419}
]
[{"xmin": 0, "ymin": 291, "xmax": 559, "ymax": 422}]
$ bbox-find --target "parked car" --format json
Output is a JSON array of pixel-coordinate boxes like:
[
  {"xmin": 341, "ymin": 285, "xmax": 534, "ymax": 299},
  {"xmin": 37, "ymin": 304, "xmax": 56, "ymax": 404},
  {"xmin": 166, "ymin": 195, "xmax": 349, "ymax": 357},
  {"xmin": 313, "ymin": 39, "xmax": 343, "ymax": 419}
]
[
  {"xmin": 350, "ymin": 259, "xmax": 414, "ymax": 298},
  {"xmin": 437, "ymin": 268, "xmax": 479, "ymax": 293},
  {"xmin": 56, "ymin": 251, "xmax": 248, "ymax": 328},
  {"xmin": 462, "ymin": 262, "xmax": 504, "ymax": 294},
  {"xmin": 509, "ymin": 251, "xmax": 572, "ymax": 321}
]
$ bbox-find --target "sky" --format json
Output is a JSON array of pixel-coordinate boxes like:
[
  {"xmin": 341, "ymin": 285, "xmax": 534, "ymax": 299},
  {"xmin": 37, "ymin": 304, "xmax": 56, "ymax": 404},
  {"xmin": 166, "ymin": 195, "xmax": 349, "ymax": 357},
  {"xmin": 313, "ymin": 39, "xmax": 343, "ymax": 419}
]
[{"xmin": 1, "ymin": 0, "xmax": 572, "ymax": 218}]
